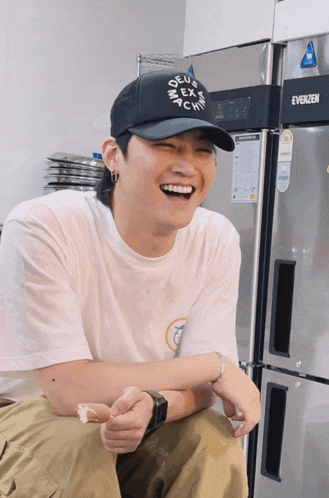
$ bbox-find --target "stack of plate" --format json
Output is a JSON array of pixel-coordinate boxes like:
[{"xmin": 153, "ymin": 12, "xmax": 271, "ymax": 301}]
[{"xmin": 44, "ymin": 152, "xmax": 104, "ymax": 194}]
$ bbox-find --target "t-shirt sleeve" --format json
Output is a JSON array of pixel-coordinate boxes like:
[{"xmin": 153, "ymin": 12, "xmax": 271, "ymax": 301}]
[
  {"xmin": 0, "ymin": 214, "xmax": 93, "ymax": 376},
  {"xmin": 177, "ymin": 224, "xmax": 241, "ymax": 366}
]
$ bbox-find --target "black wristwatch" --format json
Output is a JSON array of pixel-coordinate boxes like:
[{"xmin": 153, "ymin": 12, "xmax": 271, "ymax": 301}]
[{"xmin": 145, "ymin": 390, "xmax": 168, "ymax": 435}]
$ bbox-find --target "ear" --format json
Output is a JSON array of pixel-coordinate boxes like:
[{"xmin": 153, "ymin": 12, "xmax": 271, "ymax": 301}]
[{"xmin": 101, "ymin": 137, "xmax": 121, "ymax": 171}]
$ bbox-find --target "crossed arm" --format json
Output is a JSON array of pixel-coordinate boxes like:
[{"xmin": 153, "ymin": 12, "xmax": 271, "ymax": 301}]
[{"xmin": 34, "ymin": 353, "xmax": 261, "ymax": 453}]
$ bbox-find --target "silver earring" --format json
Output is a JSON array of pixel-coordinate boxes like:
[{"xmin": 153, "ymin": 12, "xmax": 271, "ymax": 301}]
[{"xmin": 110, "ymin": 171, "xmax": 119, "ymax": 184}]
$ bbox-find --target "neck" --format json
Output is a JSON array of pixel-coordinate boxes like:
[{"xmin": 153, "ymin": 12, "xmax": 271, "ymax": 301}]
[
  {"xmin": 110, "ymin": 202, "xmax": 177, "ymax": 258},
  {"xmin": 121, "ymin": 226, "xmax": 177, "ymax": 257}
]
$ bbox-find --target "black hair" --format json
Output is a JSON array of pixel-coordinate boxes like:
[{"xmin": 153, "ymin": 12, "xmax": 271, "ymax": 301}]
[{"xmin": 95, "ymin": 131, "xmax": 132, "ymax": 207}]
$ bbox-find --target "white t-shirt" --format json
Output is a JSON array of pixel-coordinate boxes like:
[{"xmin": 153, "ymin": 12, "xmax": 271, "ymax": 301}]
[{"xmin": 0, "ymin": 190, "xmax": 241, "ymax": 401}]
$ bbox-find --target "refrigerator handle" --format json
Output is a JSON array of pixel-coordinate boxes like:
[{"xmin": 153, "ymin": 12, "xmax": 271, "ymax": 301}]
[
  {"xmin": 269, "ymin": 259, "xmax": 296, "ymax": 357},
  {"xmin": 260, "ymin": 381, "xmax": 288, "ymax": 482}
]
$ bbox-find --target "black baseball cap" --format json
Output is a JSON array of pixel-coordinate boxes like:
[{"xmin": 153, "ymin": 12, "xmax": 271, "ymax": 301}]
[{"xmin": 110, "ymin": 71, "xmax": 234, "ymax": 152}]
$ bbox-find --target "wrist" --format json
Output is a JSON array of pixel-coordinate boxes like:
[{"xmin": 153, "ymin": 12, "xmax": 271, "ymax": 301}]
[
  {"xmin": 143, "ymin": 391, "xmax": 156, "ymax": 415},
  {"xmin": 212, "ymin": 353, "xmax": 228, "ymax": 383},
  {"xmin": 144, "ymin": 390, "xmax": 168, "ymax": 435}
]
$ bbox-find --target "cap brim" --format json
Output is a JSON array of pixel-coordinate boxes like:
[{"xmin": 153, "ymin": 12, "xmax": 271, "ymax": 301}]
[{"xmin": 129, "ymin": 118, "xmax": 234, "ymax": 152}]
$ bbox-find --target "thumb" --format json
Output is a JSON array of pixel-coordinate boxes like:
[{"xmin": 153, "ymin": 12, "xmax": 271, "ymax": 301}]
[{"xmin": 110, "ymin": 386, "xmax": 140, "ymax": 417}]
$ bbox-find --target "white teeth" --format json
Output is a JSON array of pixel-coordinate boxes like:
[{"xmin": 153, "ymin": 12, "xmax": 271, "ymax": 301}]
[{"xmin": 161, "ymin": 184, "xmax": 193, "ymax": 194}]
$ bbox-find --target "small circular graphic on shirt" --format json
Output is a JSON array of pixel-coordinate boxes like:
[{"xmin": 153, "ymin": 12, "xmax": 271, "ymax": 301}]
[{"xmin": 165, "ymin": 317, "xmax": 187, "ymax": 352}]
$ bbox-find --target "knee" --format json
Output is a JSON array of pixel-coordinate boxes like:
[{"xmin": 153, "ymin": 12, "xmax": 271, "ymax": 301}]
[
  {"xmin": 169, "ymin": 409, "xmax": 243, "ymax": 459},
  {"xmin": 178, "ymin": 408, "xmax": 234, "ymax": 439}
]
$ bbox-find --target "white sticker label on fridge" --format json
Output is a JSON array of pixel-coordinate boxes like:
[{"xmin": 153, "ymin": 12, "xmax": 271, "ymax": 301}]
[
  {"xmin": 277, "ymin": 162, "xmax": 292, "ymax": 193},
  {"xmin": 277, "ymin": 130, "xmax": 293, "ymax": 192},
  {"xmin": 231, "ymin": 134, "xmax": 261, "ymax": 203},
  {"xmin": 278, "ymin": 130, "xmax": 293, "ymax": 162}
]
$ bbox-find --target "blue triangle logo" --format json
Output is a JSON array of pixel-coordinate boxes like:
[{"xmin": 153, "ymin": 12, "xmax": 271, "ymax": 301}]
[
  {"xmin": 301, "ymin": 42, "xmax": 317, "ymax": 68},
  {"xmin": 188, "ymin": 65, "xmax": 195, "ymax": 77}
]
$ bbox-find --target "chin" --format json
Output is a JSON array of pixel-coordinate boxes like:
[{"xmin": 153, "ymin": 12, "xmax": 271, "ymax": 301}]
[{"xmin": 160, "ymin": 212, "xmax": 196, "ymax": 232}]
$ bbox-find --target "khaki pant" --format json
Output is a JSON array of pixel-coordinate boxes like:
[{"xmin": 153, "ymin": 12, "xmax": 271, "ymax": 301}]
[{"xmin": 0, "ymin": 396, "xmax": 248, "ymax": 497}]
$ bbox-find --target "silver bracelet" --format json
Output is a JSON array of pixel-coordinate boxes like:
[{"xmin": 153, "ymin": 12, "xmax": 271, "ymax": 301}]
[{"xmin": 213, "ymin": 352, "xmax": 227, "ymax": 383}]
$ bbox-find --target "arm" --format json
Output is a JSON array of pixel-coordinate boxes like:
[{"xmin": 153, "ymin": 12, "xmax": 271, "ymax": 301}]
[
  {"xmin": 33, "ymin": 354, "xmax": 220, "ymax": 417},
  {"xmin": 77, "ymin": 384, "xmax": 215, "ymax": 454},
  {"xmin": 72, "ymin": 356, "xmax": 260, "ymax": 454},
  {"xmin": 159, "ymin": 384, "xmax": 215, "ymax": 422}
]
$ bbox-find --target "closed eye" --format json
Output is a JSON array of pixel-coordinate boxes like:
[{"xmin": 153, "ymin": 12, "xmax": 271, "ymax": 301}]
[
  {"xmin": 198, "ymin": 148, "xmax": 213, "ymax": 154},
  {"xmin": 154, "ymin": 143, "xmax": 176, "ymax": 149}
]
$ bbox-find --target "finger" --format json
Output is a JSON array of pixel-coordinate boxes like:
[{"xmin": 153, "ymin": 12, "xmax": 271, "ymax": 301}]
[
  {"xmin": 75, "ymin": 387, "xmax": 142, "ymax": 423},
  {"xmin": 234, "ymin": 423, "xmax": 246, "ymax": 438},
  {"xmin": 222, "ymin": 399, "xmax": 237, "ymax": 418},
  {"xmin": 234, "ymin": 422, "xmax": 254, "ymax": 438},
  {"xmin": 104, "ymin": 445, "xmax": 137, "ymax": 454},
  {"xmin": 101, "ymin": 418, "xmax": 144, "ymax": 436},
  {"xmin": 231, "ymin": 412, "xmax": 245, "ymax": 421},
  {"xmin": 100, "ymin": 424, "xmax": 142, "ymax": 453},
  {"xmin": 230, "ymin": 407, "xmax": 245, "ymax": 421},
  {"xmin": 102, "ymin": 430, "xmax": 138, "ymax": 440},
  {"xmin": 76, "ymin": 403, "xmax": 112, "ymax": 423},
  {"xmin": 102, "ymin": 432, "xmax": 144, "ymax": 447},
  {"xmin": 233, "ymin": 416, "xmax": 259, "ymax": 438},
  {"xmin": 110, "ymin": 386, "xmax": 141, "ymax": 417},
  {"xmin": 102, "ymin": 412, "xmax": 146, "ymax": 433}
]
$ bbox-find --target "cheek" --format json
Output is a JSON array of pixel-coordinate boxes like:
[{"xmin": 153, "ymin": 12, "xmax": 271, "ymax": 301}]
[
  {"xmin": 120, "ymin": 162, "xmax": 148, "ymax": 190},
  {"xmin": 203, "ymin": 163, "xmax": 217, "ymax": 193},
  {"xmin": 123, "ymin": 172, "xmax": 159, "ymax": 204}
]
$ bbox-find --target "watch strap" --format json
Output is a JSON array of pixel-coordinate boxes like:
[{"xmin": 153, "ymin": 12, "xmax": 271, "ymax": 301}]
[{"xmin": 145, "ymin": 390, "xmax": 168, "ymax": 435}]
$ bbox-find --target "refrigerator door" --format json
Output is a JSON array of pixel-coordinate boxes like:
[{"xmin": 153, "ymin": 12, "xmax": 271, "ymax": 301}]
[
  {"xmin": 253, "ymin": 368, "xmax": 329, "ymax": 498},
  {"xmin": 173, "ymin": 42, "xmax": 275, "ymax": 90},
  {"xmin": 263, "ymin": 126, "xmax": 329, "ymax": 379},
  {"xmin": 283, "ymin": 34, "xmax": 329, "ymax": 80},
  {"xmin": 203, "ymin": 131, "xmax": 269, "ymax": 364}
]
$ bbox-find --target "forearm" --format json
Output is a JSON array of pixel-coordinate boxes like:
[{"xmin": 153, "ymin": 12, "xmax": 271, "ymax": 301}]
[
  {"xmin": 34, "ymin": 354, "xmax": 221, "ymax": 416},
  {"xmin": 160, "ymin": 384, "xmax": 215, "ymax": 423}
]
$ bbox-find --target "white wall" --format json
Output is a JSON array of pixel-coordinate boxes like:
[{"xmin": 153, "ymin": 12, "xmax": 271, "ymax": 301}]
[
  {"xmin": 0, "ymin": 0, "xmax": 185, "ymax": 224},
  {"xmin": 183, "ymin": 0, "xmax": 276, "ymax": 56},
  {"xmin": 184, "ymin": 0, "xmax": 329, "ymax": 56},
  {"xmin": 273, "ymin": 0, "xmax": 329, "ymax": 43}
]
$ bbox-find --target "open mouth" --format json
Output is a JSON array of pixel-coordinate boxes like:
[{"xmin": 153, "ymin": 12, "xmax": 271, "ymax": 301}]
[{"xmin": 160, "ymin": 184, "xmax": 195, "ymax": 200}]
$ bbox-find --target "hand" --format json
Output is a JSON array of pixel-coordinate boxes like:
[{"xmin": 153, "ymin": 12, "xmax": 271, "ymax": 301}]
[
  {"xmin": 213, "ymin": 358, "xmax": 261, "ymax": 438},
  {"xmin": 100, "ymin": 386, "xmax": 154, "ymax": 454}
]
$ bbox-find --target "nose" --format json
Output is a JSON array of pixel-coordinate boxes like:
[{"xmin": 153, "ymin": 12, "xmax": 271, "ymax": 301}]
[{"xmin": 170, "ymin": 155, "xmax": 198, "ymax": 177}]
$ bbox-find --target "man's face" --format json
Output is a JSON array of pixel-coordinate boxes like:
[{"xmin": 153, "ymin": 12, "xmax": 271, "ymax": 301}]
[{"xmin": 109, "ymin": 129, "xmax": 217, "ymax": 236}]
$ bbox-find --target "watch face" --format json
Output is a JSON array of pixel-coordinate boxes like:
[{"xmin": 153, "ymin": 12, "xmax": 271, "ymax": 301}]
[
  {"xmin": 146, "ymin": 391, "xmax": 168, "ymax": 432},
  {"xmin": 154, "ymin": 398, "xmax": 168, "ymax": 426}
]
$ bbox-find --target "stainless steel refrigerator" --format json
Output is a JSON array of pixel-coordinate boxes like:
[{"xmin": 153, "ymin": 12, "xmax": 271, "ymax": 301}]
[
  {"xmin": 253, "ymin": 34, "xmax": 329, "ymax": 498},
  {"xmin": 174, "ymin": 41, "xmax": 284, "ymax": 492},
  {"xmin": 175, "ymin": 34, "xmax": 329, "ymax": 497}
]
